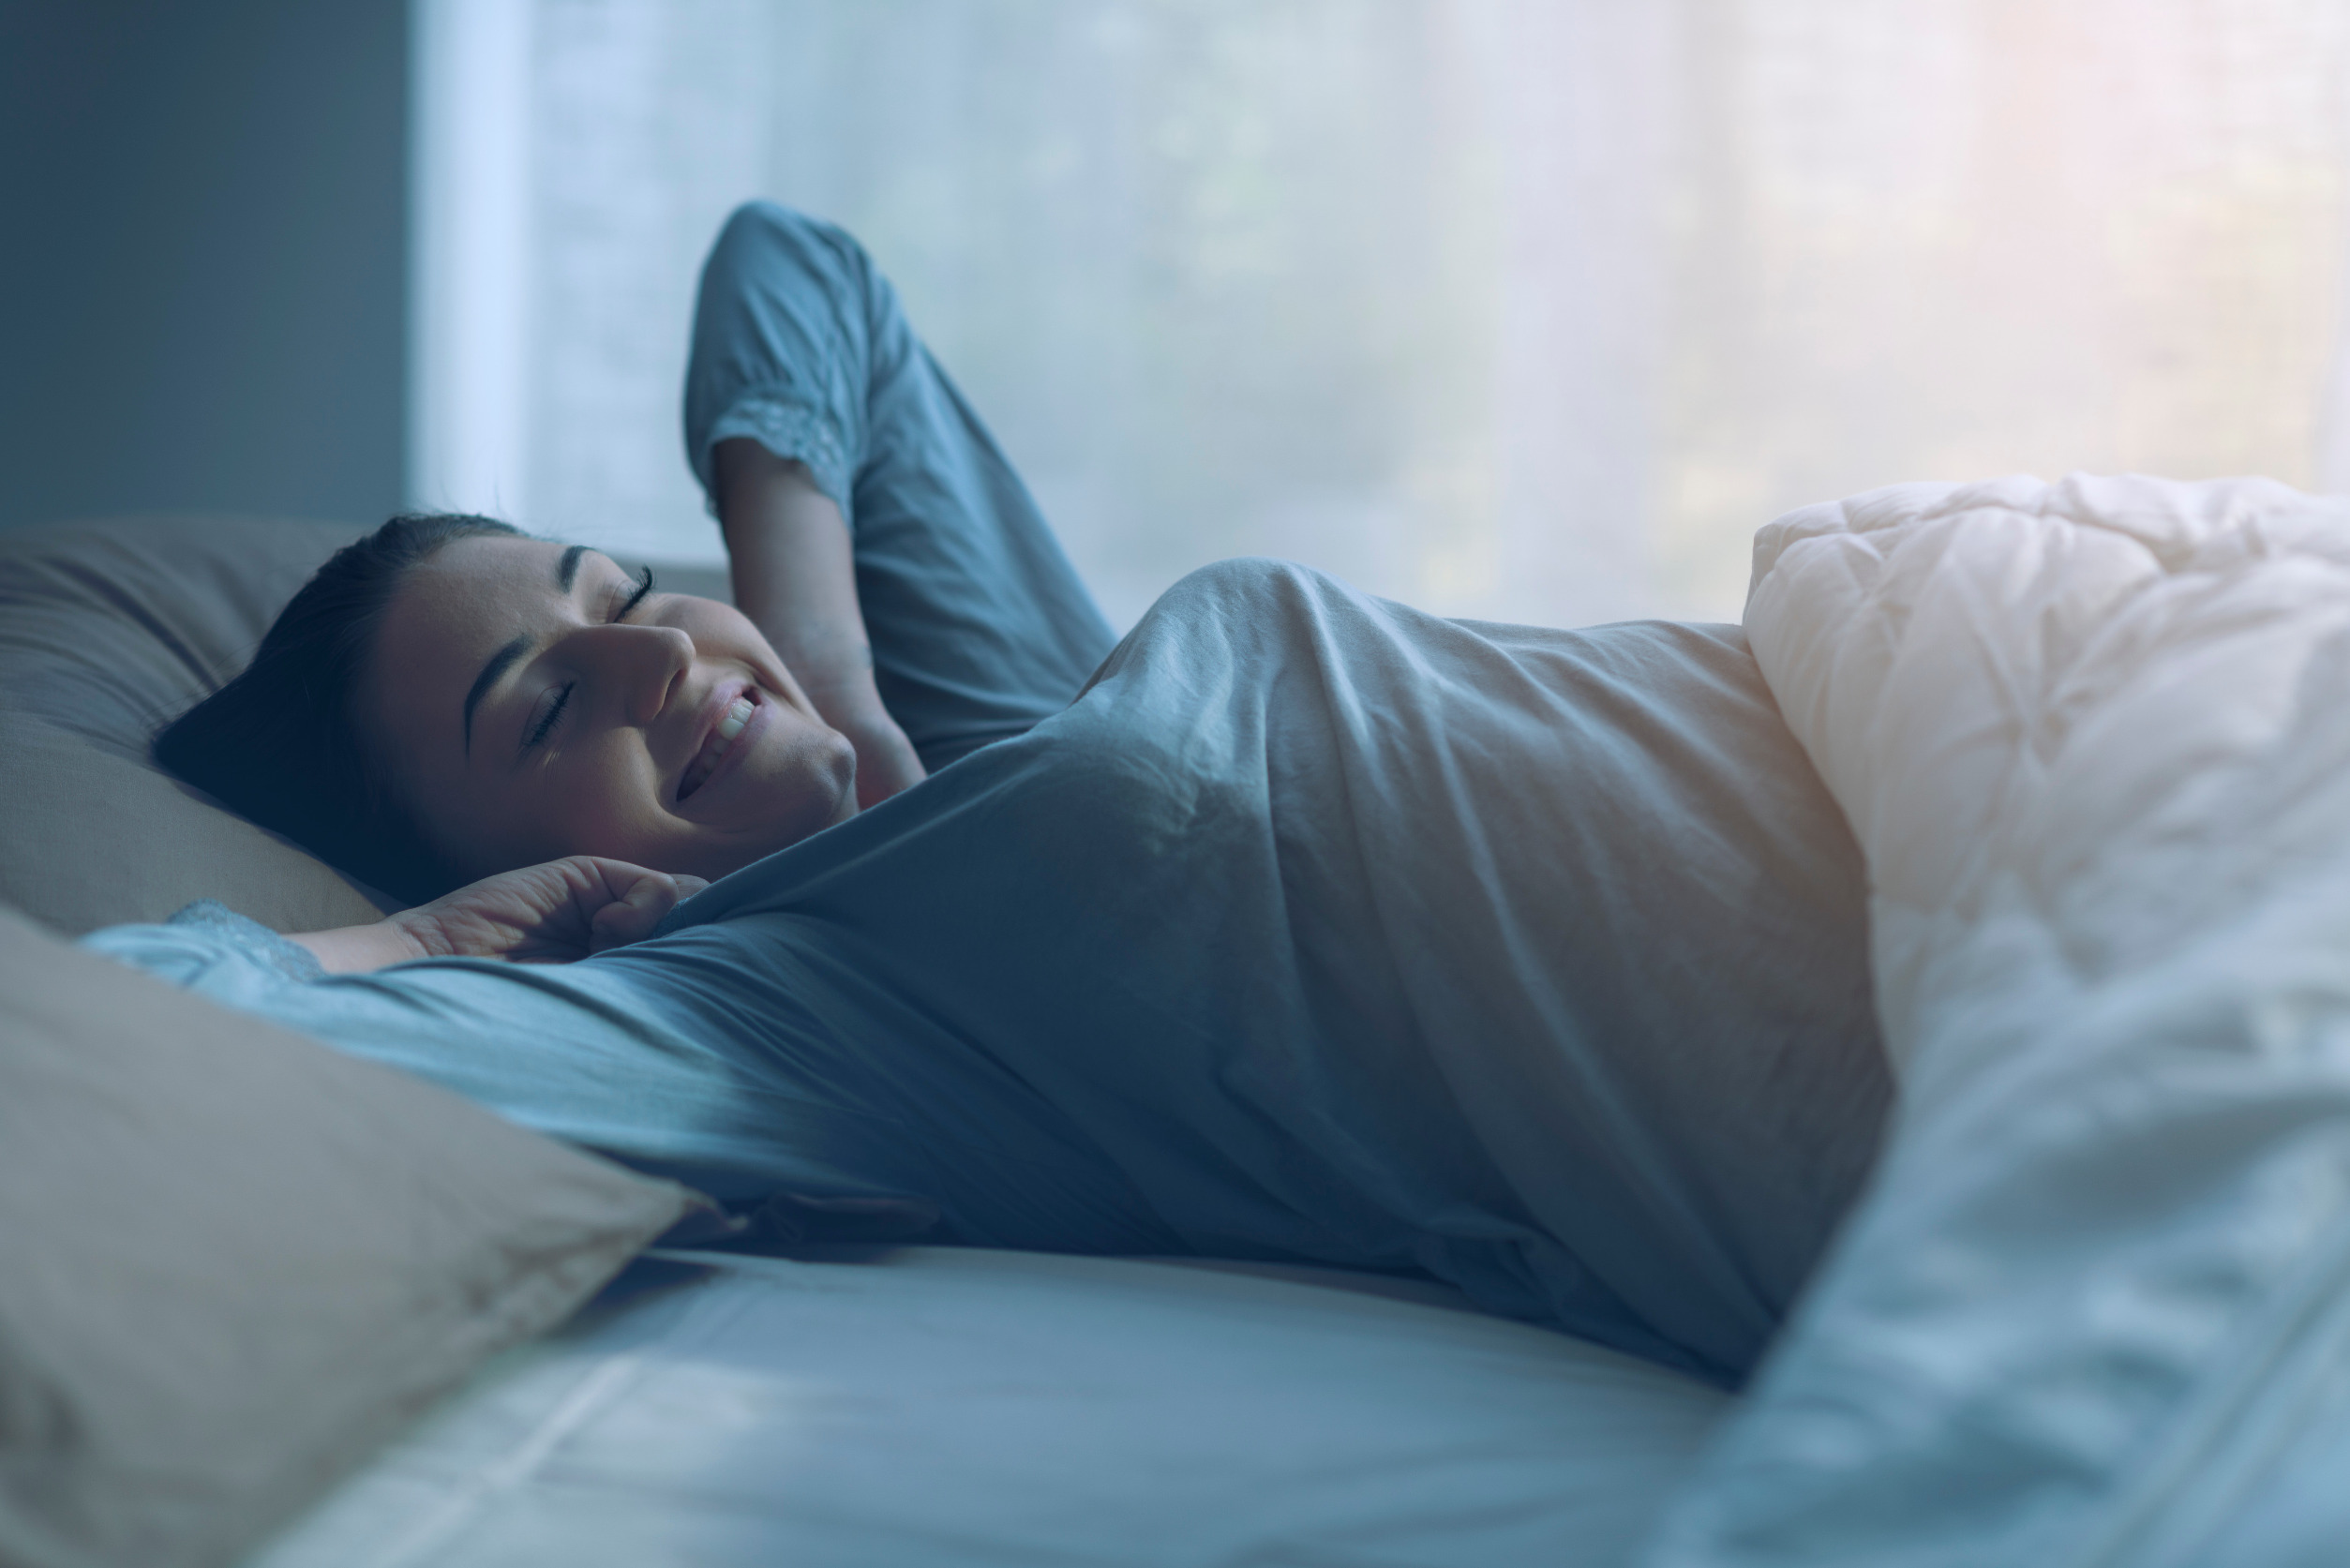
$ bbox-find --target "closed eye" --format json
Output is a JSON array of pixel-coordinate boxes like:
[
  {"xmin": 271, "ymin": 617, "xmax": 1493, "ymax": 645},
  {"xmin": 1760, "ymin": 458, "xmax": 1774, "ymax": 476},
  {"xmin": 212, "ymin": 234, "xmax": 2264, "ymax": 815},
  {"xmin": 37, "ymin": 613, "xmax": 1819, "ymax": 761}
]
[
  {"xmin": 525, "ymin": 683, "xmax": 574, "ymax": 750},
  {"xmin": 521, "ymin": 566, "xmax": 653, "ymax": 754},
  {"xmin": 615, "ymin": 565, "xmax": 655, "ymax": 621}
]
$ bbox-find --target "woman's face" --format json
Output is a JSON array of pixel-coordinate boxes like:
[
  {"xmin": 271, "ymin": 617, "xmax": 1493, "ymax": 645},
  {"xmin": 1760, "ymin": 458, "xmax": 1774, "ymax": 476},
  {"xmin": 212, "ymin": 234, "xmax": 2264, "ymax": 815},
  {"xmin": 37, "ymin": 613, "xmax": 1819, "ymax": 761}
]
[{"xmin": 364, "ymin": 534, "xmax": 858, "ymax": 884}]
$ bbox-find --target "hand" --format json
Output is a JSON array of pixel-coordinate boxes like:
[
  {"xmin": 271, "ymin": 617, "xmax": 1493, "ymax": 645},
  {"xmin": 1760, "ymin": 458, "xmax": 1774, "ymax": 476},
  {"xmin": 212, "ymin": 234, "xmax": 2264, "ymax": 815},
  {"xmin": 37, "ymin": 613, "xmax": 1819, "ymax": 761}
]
[
  {"xmin": 290, "ymin": 858, "xmax": 707, "ymax": 974},
  {"xmin": 393, "ymin": 857, "xmax": 710, "ymax": 963},
  {"xmin": 834, "ymin": 707, "xmax": 928, "ymax": 809}
]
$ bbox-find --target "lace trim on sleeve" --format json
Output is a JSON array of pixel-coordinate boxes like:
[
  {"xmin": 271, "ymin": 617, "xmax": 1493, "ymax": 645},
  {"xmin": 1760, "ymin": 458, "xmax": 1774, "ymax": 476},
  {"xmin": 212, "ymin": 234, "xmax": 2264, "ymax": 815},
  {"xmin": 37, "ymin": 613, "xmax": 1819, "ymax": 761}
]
[
  {"xmin": 165, "ymin": 900, "xmax": 327, "ymax": 983},
  {"xmin": 698, "ymin": 393, "xmax": 856, "ymax": 527}
]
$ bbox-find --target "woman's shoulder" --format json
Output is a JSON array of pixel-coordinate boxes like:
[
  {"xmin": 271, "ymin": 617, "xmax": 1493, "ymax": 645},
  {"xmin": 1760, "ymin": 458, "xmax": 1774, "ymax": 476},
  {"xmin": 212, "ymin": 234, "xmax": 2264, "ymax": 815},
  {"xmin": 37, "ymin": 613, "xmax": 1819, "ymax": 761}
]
[
  {"xmin": 1153, "ymin": 556, "xmax": 1328, "ymax": 613},
  {"xmin": 1113, "ymin": 558, "xmax": 1355, "ymax": 666}
]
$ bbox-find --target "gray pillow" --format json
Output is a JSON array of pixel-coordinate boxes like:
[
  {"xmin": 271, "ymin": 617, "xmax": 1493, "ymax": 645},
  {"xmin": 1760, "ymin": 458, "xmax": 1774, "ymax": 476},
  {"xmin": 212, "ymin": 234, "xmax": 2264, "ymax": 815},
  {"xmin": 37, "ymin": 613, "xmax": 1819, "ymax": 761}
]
[
  {"xmin": 0, "ymin": 905, "xmax": 708, "ymax": 1568},
  {"xmin": 0, "ymin": 515, "xmax": 385, "ymax": 934}
]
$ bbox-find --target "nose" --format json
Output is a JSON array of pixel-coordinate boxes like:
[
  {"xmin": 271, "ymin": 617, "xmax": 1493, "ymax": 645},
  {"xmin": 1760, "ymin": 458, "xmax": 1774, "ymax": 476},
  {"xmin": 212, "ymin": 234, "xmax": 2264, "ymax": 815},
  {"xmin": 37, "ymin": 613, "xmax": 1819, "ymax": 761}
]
[{"xmin": 569, "ymin": 622, "xmax": 694, "ymax": 726}]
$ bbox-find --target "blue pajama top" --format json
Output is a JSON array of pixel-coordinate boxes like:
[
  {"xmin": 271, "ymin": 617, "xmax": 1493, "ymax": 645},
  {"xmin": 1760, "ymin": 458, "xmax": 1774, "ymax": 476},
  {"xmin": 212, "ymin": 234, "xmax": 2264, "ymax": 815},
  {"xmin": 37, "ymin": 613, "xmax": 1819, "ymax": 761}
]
[{"xmin": 90, "ymin": 561, "xmax": 1886, "ymax": 1383}]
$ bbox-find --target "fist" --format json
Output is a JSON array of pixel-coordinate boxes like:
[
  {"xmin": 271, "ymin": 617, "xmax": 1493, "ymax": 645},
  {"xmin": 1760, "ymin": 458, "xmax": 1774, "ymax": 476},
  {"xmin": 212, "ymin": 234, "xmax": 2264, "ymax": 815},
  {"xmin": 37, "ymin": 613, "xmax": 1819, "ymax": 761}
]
[{"xmin": 392, "ymin": 857, "xmax": 711, "ymax": 964}]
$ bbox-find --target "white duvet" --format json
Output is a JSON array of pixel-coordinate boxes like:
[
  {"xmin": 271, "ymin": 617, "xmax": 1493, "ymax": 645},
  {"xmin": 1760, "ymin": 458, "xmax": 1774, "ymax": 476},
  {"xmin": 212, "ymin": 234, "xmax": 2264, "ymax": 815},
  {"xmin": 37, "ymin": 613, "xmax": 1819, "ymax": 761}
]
[{"xmin": 1649, "ymin": 474, "xmax": 2350, "ymax": 1567}]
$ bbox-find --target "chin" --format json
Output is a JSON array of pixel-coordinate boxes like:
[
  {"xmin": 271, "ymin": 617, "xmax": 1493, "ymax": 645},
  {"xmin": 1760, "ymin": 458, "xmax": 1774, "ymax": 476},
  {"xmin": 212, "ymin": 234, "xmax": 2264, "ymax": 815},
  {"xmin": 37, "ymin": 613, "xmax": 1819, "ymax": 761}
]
[
  {"xmin": 827, "ymin": 745, "xmax": 861, "ymax": 824},
  {"xmin": 756, "ymin": 739, "xmax": 859, "ymax": 854}
]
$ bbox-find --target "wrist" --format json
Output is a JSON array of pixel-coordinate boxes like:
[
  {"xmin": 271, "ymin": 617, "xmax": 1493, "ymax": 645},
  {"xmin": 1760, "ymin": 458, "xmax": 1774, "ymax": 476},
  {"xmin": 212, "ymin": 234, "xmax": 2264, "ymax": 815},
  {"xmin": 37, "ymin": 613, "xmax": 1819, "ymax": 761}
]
[
  {"xmin": 383, "ymin": 907, "xmax": 457, "ymax": 962},
  {"xmin": 790, "ymin": 658, "xmax": 887, "ymax": 730},
  {"xmin": 290, "ymin": 918, "xmax": 432, "ymax": 975}
]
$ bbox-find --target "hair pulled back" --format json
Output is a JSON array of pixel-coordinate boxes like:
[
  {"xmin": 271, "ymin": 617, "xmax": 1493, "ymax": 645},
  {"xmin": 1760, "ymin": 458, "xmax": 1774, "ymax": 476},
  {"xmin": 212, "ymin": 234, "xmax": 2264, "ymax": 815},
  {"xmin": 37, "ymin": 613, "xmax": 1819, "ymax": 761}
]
[{"xmin": 154, "ymin": 512, "xmax": 522, "ymax": 905}]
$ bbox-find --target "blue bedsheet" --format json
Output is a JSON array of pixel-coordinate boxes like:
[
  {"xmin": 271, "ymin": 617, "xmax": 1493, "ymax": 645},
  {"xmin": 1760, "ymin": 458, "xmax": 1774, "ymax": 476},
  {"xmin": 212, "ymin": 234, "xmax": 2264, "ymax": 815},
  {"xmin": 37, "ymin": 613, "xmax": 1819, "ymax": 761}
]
[{"xmin": 91, "ymin": 561, "xmax": 1884, "ymax": 1382}]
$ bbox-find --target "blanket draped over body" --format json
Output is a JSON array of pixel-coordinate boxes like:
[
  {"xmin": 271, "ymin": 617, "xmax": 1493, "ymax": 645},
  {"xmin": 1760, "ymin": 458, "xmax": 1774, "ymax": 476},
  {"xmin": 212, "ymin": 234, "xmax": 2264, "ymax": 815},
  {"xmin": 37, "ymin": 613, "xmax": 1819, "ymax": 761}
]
[
  {"xmin": 90, "ymin": 560, "xmax": 1886, "ymax": 1385},
  {"xmin": 1647, "ymin": 473, "xmax": 2350, "ymax": 1567}
]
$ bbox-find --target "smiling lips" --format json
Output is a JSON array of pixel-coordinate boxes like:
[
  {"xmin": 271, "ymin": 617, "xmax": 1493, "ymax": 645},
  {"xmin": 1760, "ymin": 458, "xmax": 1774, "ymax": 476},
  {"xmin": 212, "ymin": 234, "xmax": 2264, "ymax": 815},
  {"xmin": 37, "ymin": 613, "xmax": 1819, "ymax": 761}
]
[{"xmin": 677, "ymin": 692, "xmax": 757, "ymax": 802}]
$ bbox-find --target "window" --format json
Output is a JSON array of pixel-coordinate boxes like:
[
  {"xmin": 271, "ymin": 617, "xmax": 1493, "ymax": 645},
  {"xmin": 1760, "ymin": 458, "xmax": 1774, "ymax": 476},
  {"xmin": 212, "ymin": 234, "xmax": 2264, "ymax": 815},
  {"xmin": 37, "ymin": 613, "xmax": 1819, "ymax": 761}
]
[{"xmin": 414, "ymin": 0, "xmax": 2350, "ymax": 629}]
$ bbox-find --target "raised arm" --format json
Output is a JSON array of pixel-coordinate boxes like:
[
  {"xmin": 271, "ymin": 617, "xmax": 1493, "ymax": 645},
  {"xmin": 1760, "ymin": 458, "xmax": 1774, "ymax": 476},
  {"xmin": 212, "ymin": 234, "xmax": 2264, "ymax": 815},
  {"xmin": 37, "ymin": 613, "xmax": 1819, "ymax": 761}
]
[{"xmin": 712, "ymin": 437, "xmax": 926, "ymax": 808}]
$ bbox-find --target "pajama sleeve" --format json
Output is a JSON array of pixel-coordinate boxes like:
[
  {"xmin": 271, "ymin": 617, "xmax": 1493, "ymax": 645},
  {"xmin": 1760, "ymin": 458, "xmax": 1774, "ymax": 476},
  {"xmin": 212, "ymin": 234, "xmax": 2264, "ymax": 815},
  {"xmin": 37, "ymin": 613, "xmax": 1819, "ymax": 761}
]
[
  {"xmin": 75, "ymin": 903, "xmax": 956, "ymax": 1213},
  {"xmin": 682, "ymin": 201, "xmax": 1118, "ymax": 770},
  {"xmin": 682, "ymin": 204, "xmax": 871, "ymax": 517},
  {"xmin": 78, "ymin": 900, "xmax": 326, "ymax": 992}
]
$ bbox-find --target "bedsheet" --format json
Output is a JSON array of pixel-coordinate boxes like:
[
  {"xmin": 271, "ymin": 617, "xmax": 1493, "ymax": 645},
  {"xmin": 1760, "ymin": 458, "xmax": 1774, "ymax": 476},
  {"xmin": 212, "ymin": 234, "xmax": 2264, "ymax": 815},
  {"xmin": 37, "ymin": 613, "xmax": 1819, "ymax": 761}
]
[
  {"xmin": 1648, "ymin": 474, "xmax": 2350, "ymax": 1565},
  {"xmin": 245, "ymin": 1247, "xmax": 1729, "ymax": 1568}
]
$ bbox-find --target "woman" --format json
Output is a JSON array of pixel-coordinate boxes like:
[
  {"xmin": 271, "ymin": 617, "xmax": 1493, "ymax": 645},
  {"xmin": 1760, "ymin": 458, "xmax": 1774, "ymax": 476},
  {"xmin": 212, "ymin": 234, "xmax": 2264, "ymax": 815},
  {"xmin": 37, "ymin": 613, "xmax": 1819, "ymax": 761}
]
[
  {"xmin": 103, "ymin": 203, "xmax": 1889, "ymax": 1385},
  {"xmin": 155, "ymin": 202, "xmax": 1115, "ymax": 903}
]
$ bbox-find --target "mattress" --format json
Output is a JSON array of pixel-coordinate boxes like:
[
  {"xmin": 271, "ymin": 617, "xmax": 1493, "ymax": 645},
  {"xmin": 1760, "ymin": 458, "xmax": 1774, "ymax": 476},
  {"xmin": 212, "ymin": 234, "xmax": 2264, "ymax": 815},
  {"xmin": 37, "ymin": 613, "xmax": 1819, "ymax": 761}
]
[{"xmin": 246, "ymin": 1247, "xmax": 1730, "ymax": 1568}]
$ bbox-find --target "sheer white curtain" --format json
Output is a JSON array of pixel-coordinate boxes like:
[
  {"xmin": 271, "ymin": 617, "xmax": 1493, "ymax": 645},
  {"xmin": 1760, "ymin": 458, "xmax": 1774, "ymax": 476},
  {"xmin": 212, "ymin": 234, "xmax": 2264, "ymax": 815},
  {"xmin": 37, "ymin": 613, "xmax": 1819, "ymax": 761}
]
[{"xmin": 412, "ymin": 0, "xmax": 2350, "ymax": 630}]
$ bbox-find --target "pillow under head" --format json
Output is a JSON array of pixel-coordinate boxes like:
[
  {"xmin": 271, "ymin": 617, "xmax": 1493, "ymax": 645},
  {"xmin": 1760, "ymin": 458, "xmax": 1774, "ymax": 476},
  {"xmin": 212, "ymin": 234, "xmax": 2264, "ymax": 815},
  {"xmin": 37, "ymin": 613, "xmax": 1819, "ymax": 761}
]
[{"xmin": 0, "ymin": 515, "xmax": 386, "ymax": 933}]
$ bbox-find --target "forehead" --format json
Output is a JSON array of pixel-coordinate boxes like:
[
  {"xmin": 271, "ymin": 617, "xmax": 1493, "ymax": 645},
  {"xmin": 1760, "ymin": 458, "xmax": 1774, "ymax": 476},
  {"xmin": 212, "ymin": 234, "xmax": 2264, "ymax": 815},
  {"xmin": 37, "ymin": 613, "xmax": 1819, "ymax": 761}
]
[
  {"xmin": 370, "ymin": 534, "xmax": 573, "ymax": 751},
  {"xmin": 402, "ymin": 533, "xmax": 568, "ymax": 633}
]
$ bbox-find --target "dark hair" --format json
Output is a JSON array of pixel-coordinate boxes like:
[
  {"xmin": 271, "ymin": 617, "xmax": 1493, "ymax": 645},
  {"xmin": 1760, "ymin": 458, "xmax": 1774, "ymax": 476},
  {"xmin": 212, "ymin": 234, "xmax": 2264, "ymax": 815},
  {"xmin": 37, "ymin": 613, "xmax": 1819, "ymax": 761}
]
[{"xmin": 154, "ymin": 512, "xmax": 523, "ymax": 905}]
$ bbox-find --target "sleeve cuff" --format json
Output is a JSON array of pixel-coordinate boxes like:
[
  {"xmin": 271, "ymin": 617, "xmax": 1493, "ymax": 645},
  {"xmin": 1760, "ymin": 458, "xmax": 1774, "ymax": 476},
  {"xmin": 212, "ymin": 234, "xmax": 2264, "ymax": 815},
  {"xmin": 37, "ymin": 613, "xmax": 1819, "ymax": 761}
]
[
  {"xmin": 696, "ymin": 393, "xmax": 856, "ymax": 527},
  {"xmin": 165, "ymin": 900, "xmax": 327, "ymax": 983}
]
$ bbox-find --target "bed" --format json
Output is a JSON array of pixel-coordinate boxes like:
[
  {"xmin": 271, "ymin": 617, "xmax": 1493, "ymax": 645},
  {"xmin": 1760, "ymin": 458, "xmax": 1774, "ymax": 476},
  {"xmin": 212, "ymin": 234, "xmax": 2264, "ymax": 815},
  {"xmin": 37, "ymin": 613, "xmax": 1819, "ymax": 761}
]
[
  {"xmin": 247, "ymin": 1248, "xmax": 1725, "ymax": 1568},
  {"xmin": 0, "ymin": 514, "xmax": 1729, "ymax": 1568},
  {"xmin": 30, "ymin": 476, "xmax": 2346, "ymax": 1567}
]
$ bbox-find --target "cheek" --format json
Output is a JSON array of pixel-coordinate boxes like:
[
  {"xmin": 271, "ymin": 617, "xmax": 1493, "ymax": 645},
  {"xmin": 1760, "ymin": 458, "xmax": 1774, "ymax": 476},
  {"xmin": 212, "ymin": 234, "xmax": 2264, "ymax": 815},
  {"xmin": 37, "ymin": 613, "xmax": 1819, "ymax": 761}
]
[
  {"xmin": 463, "ymin": 744, "xmax": 668, "ymax": 874},
  {"xmin": 411, "ymin": 741, "xmax": 672, "ymax": 881},
  {"xmin": 396, "ymin": 747, "xmax": 524, "ymax": 883},
  {"xmin": 559, "ymin": 739, "xmax": 669, "ymax": 836}
]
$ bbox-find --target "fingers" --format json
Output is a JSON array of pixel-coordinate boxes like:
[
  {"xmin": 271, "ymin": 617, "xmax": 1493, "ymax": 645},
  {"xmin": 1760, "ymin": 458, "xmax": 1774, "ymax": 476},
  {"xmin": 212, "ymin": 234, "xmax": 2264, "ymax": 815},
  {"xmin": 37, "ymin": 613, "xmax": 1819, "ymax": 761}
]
[
  {"xmin": 585, "ymin": 867, "xmax": 693, "ymax": 955},
  {"xmin": 420, "ymin": 858, "xmax": 709, "ymax": 963}
]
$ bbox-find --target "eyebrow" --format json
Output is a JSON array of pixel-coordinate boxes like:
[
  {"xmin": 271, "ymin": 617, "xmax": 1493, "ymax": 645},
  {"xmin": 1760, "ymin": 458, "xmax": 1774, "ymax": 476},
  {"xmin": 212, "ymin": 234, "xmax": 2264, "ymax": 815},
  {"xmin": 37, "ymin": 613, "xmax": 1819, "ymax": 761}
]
[{"xmin": 461, "ymin": 545, "xmax": 593, "ymax": 757}]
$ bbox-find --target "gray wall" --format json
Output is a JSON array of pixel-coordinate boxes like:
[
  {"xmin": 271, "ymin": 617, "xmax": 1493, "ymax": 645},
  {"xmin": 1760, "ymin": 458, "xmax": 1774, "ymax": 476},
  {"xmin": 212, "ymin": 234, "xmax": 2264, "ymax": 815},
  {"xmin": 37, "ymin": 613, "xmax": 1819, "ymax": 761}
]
[{"xmin": 0, "ymin": 0, "xmax": 408, "ymax": 530}]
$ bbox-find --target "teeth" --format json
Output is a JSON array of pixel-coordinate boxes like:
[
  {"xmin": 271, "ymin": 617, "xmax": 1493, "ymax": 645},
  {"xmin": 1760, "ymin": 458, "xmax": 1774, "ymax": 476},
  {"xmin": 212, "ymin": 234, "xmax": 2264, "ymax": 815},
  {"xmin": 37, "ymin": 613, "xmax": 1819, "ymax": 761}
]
[{"xmin": 679, "ymin": 694, "xmax": 757, "ymax": 801}]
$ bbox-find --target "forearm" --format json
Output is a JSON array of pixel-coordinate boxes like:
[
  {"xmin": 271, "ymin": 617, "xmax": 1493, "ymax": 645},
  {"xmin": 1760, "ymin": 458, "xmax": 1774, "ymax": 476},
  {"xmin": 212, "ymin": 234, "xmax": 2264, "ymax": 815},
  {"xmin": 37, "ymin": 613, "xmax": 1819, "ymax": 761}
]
[
  {"xmin": 712, "ymin": 438, "xmax": 887, "ymax": 727},
  {"xmin": 714, "ymin": 438, "xmax": 926, "ymax": 806}
]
